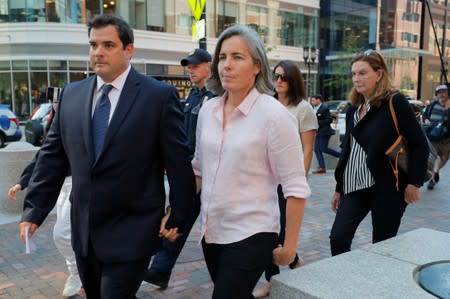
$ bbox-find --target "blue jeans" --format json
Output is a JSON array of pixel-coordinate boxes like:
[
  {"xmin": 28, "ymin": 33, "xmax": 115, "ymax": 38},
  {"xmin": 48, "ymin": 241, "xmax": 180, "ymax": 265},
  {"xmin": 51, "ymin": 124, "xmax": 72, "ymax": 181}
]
[
  {"xmin": 150, "ymin": 194, "xmax": 201, "ymax": 275},
  {"xmin": 314, "ymin": 134, "xmax": 340, "ymax": 168}
]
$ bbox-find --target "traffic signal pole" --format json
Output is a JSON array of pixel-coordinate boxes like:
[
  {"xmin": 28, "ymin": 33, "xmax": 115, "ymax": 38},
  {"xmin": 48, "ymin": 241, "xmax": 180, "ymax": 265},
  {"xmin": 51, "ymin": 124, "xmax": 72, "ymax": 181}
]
[{"xmin": 199, "ymin": 4, "xmax": 206, "ymax": 50}]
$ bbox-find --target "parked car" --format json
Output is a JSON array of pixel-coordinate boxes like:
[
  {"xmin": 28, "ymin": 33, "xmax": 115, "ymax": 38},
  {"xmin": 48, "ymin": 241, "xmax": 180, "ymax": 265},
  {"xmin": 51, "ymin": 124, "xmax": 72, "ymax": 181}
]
[
  {"xmin": 334, "ymin": 101, "xmax": 352, "ymax": 141},
  {"xmin": 24, "ymin": 103, "xmax": 52, "ymax": 146},
  {"xmin": 326, "ymin": 100, "xmax": 346, "ymax": 121},
  {"xmin": 0, "ymin": 104, "xmax": 22, "ymax": 147}
]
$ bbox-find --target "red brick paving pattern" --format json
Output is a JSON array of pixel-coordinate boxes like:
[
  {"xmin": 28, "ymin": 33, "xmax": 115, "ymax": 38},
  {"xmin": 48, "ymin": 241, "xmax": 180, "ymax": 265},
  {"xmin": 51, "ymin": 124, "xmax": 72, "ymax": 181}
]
[{"xmin": 0, "ymin": 166, "xmax": 448, "ymax": 298}]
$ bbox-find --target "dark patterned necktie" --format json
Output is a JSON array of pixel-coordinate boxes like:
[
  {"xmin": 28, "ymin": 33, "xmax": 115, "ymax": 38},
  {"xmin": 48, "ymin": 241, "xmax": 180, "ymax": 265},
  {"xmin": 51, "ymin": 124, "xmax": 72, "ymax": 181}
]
[{"xmin": 92, "ymin": 84, "xmax": 113, "ymax": 159}]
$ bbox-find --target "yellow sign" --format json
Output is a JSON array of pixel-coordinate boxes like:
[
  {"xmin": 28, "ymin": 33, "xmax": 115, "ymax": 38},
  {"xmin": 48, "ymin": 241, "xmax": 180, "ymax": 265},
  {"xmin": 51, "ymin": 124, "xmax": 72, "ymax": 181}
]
[{"xmin": 187, "ymin": 0, "xmax": 206, "ymax": 21}]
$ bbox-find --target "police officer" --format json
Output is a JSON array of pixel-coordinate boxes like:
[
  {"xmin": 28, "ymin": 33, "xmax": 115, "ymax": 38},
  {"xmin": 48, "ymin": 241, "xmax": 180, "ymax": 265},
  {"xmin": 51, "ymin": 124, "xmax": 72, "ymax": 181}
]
[
  {"xmin": 182, "ymin": 49, "xmax": 216, "ymax": 156},
  {"xmin": 144, "ymin": 48, "xmax": 215, "ymax": 288}
]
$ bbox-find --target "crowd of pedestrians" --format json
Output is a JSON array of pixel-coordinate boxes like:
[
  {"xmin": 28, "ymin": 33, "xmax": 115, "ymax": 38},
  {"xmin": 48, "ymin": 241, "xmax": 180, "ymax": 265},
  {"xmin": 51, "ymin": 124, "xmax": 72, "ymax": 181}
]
[{"xmin": 8, "ymin": 15, "xmax": 438, "ymax": 299}]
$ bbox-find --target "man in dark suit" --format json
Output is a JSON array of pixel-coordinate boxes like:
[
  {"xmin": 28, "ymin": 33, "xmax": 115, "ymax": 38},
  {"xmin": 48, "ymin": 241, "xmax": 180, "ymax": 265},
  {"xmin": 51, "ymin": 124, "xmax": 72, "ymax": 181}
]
[
  {"xmin": 311, "ymin": 94, "xmax": 341, "ymax": 173},
  {"xmin": 19, "ymin": 15, "xmax": 195, "ymax": 299}
]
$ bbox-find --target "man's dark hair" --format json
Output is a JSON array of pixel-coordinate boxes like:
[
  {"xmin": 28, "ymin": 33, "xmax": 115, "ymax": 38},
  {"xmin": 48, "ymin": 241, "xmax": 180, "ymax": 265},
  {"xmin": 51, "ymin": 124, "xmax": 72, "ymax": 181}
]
[
  {"xmin": 88, "ymin": 15, "xmax": 134, "ymax": 49},
  {"xmin": 313, "ymin": 94, "xmax": 323, "ymax": 101}
]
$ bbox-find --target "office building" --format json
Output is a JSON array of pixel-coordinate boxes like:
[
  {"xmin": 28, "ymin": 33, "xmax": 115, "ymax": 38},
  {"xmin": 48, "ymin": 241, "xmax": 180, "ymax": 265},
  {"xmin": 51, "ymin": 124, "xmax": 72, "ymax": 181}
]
[{"xmin": 0, "ymin": 0, "xmax": 319, "ymax": 120}]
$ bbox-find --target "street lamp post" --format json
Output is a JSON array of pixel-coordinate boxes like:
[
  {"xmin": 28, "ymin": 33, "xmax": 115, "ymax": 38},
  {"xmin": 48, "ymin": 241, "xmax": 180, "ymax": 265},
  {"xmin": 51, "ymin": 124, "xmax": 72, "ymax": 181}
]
[{"xmin": 303, "ymin": 47, "xmax": 317, "ymax": 99}]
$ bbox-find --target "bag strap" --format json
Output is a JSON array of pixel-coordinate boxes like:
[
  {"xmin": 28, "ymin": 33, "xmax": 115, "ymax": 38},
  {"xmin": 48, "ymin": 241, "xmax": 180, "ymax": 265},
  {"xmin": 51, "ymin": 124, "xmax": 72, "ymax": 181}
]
[
  {"xmin": 388, "ymin": 94, "xmax": 401, "ymax": 137},
  {"xmin": 387, "ymin": 94, "xmax": 402, "ymax": 191}
]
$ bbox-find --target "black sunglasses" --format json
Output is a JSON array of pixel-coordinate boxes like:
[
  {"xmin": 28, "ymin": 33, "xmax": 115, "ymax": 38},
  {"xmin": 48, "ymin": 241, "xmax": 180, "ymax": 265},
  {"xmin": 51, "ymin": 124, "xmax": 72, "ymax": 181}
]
[{"xmin": 273, "ymin": 73, "xmax": 286, "ymax": 81}]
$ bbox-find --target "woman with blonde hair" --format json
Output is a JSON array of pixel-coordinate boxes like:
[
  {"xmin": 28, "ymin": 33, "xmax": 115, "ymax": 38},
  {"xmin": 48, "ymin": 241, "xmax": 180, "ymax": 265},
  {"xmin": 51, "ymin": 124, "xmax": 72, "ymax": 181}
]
[{"xmin": 330, "ymin": 49, "xmax": 429, "ymax": 256}]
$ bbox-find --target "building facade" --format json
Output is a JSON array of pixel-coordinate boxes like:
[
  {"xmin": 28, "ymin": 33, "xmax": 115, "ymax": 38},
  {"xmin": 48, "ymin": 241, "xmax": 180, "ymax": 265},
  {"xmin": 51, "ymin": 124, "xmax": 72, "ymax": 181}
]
[
  {"xmin": 0, "ymin": 0, "xmax": 319, "ymax": 120},
  {"xmin": 319, "ymin": 0, "xmax": 450, "ymax": 102}
]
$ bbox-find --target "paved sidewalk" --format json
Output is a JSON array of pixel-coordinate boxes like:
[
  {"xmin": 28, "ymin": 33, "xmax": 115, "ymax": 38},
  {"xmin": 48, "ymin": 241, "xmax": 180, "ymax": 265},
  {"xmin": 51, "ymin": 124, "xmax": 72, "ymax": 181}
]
[{"xmin": 0, "ymin": 167, "xmax": 449, "ymax": 299}]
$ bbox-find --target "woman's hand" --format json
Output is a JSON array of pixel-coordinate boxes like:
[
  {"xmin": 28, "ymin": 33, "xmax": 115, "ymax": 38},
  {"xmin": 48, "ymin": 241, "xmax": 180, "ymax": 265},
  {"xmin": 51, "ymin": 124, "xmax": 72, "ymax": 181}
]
[
  {"xmin": 159, "ymin": 206, "xmax": 181, "ymax": 242},
  {"xmin": 331, "ymin": 192, "xmax": 341, "ymax": 212},
  {"xmin": 8, "ymin": 184, "xmax": 22, "ymax": 201},
  {"xmin": 404, "ymin": 184, "xmax": 420, "ymax": 204},
  {"xmin": 273, "ymin": 244, "xmax": 296, "ymax": 266}
]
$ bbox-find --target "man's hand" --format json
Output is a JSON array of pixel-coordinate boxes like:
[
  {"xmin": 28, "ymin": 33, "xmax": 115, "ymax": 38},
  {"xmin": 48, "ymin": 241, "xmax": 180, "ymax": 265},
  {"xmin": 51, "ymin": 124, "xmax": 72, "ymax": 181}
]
[
  {"xmin": 19, "ymin": 221, "xmax": 38, "ymax": 243},
  {"xmin": 404, "ymin": 184, "xmax": 420, "ymax": 204},
  {"xmin": 331, "ymin": 192, "xmax": 341, "ymax": 212},
  {"xmin": 273, "ymin": 244, "xmax": 296, "ymax": 266},
  {"xmin": 8, "ymin": 184, "xmax": 22, "ymax": 201},
  {"xmin": 158, "ymin": 206, "xmax": 181, "ymax": 242}
]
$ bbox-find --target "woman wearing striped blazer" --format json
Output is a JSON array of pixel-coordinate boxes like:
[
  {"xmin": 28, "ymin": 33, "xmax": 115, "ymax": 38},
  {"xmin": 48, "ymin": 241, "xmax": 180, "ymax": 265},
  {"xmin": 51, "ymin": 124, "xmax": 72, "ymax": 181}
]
[{"xmin": 329, "ymin": 49, "xmax": 429, "ymax": 256}]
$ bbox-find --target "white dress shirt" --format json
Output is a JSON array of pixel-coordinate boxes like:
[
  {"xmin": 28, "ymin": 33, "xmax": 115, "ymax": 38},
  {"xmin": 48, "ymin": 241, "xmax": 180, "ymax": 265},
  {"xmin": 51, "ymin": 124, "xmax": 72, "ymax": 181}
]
[{"xmin": 192, "ymin": 88, "xmax": 311, "ymax": 244}]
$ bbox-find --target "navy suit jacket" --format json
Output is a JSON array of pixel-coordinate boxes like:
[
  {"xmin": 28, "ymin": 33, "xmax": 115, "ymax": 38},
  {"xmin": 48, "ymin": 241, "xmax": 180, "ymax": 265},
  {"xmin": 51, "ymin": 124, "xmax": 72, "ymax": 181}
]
[{"xmin": 22, "ymin": 67, "xmax": 195, "ymax": 263}]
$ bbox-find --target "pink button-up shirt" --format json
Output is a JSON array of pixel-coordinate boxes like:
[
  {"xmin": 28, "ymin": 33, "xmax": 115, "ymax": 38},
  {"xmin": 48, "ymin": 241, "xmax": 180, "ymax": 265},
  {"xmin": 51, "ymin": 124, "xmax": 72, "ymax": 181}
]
[{"xmin": 192, "ymin": 88, "xmax": 311, "ymax": 244}]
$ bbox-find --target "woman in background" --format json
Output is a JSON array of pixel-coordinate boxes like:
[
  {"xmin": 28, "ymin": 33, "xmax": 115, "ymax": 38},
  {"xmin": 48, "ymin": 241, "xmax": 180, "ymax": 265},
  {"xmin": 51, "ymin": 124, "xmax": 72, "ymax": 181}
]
[
  {"xmin": 253, "ymin": 60, "xmax": 317, "ymax": 298},
  {"xmin": 330, "ymin": 49, "xmax": 428, "ymax": 256}
]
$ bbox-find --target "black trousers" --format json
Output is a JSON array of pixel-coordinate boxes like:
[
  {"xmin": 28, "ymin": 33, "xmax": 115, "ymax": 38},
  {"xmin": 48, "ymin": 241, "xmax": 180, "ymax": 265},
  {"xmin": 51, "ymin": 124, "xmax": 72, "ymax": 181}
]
[
  {"xmin": 202, "ymin": 232, "xmax": 277, "ymax": 299},
  {"xmin": 75, "ymin": 239, "xmax": 151, "ymax": 299},
  {"xmin": 329, "ymin": 187, "xmax": 407, "ymax": 256}
]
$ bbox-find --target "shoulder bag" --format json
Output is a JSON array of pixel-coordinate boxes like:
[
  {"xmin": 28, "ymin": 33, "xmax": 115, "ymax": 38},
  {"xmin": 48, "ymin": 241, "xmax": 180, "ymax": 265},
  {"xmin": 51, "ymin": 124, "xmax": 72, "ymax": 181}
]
[{"xmin": 385, "ymin": 95, "xmax": 437, "ymax": 190}]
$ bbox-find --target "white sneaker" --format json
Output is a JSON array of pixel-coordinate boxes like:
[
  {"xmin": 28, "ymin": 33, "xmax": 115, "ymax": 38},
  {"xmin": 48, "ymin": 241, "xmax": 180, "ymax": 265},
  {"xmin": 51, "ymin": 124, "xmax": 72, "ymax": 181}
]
[{"xmin": 62, "ymin": 274, "xmax": 82, "ymax": 297}]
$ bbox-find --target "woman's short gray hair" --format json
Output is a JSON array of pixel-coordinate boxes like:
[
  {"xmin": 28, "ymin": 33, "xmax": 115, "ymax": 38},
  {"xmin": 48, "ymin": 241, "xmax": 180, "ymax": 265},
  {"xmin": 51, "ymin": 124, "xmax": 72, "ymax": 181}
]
[{"xmin": 207, "ymin": 24, "xmax": 274, "ymax": 96}]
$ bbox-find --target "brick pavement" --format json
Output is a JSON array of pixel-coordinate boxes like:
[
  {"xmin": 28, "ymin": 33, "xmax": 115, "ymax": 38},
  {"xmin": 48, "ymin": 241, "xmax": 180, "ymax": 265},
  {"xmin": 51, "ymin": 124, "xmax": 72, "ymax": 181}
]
[{"xmin": 0, "ymin": 166, "xmax": 449, "ymax": 299}]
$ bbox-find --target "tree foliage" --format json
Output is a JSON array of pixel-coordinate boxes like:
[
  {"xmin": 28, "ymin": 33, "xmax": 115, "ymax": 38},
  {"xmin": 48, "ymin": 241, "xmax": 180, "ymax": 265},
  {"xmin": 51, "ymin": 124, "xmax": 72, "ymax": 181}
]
[{"xmin": 323, "ymin": 34, "xmax": 361, "ymax": 100}]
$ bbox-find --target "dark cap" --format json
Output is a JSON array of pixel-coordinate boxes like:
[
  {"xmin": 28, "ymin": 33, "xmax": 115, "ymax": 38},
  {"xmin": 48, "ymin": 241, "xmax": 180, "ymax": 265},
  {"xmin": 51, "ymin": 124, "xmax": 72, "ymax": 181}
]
[
  {"xmin": 435, "ymin": 84, "xmax": 448, "ymax": 93},
  {"xmin": 180, "ymin": 48, "xmax": 212, "ymax": 66}
]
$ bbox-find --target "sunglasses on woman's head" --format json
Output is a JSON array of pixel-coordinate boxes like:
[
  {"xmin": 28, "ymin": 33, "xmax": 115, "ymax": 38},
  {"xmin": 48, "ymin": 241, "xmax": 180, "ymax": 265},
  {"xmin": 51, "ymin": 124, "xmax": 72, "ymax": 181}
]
[
  {"xmin": 273, "ymin": 73, "xmax": 286, "ymax": 81},
  {"xmin": 363, "ymin": 49, "xmax": 376, "ymax": 56}
]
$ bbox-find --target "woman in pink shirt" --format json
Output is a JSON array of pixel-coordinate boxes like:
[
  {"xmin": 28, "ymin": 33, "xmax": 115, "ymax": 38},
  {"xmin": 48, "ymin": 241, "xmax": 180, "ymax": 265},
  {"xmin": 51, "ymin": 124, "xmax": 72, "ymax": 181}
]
[{"xmin": 192, "ymin": 24, "xmax": 311, "ymax": 299}]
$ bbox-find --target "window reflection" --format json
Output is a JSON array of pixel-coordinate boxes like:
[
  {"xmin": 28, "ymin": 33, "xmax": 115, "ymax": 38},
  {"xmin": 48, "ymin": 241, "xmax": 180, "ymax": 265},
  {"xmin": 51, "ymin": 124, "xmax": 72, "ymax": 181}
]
[
  {"xmin": 218, "ymin": 1, "xmax": 237, "ymax": 36},
  {"xmin": 13, "ymin": 73, "xmax": 30, "ymax": 120},
  {"xmin": 0, "ymin": 73, "xmax": 12, "ymax": 108}
]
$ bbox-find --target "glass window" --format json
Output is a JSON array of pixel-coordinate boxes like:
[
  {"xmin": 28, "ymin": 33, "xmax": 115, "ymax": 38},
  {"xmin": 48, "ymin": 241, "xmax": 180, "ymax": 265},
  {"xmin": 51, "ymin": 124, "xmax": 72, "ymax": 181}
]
[
  {"xmin": 147, "ymin": 0, "xmax": 165, "ymax": 32},
  {"xmin": 12, "ymin": 60, "xmax": 28, "ymax": 71},
  {"xmin": 217, "ymin": 1, "xmax": 238, "ymax": 35},
  {"xmin": 30, "ymin": 72, "xmax": 48, "ymax": 110},
  {"xmin": 86, "ymin": 0, "xmax": 101, "ymax": 19},
  {"xmin": 0, "ymin": 73, "xmax": 12, "ymax": 108},
  {"xmin": 0, "ymin": 60, "xmax": 10, "ymax": 71},
  {"xmin": 70, "ymin": 72, "xmax": 87, "ymax": 82},
  {"xmin": 173, "ymin": 0, "xmax": 191, "ymax": 35},
  {"xmin": 146, "ymin": 64, "xmax": 166, "ymax": 76},
  {"xmin": 246, "ymin": 5, "xmax": 269, "ymax": 43},
  {"xmin": 69, "ymin": 60, "xmax": 87, "ymax": 71},
  {"xmin": 132, "ymin": 63, "xmax": 145, "ymax": 74},
  {"xmin": 49, "ymin": 60, "xmax": 68, "ymax": 71},
  {"xmin": 167, "ymin": 65, "xmax": 184, "ymax": 76},
  {"xmin": 12, "ymin": 72, "xmax": 30, "ymax": 120},
  {"xmin": 50, "ymin": 72, "xmax": 68, "ymax": 88},
  {"xmin": 103, "ymin": 0, "xmax": 117, "ymax": 15},
  {"xmin": 128, "ymin": 0, "xmax": 146, "ymax": 30},
  {"xmin": 30, "ymin": 60, "xmax": 47, "ymax": 71}
]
